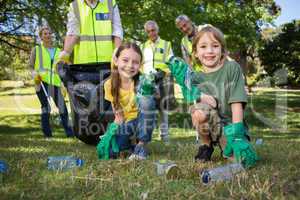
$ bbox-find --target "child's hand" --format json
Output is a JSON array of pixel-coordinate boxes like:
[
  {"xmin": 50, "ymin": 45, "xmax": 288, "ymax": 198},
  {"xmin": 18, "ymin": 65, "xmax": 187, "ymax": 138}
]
[
  {"xmin": 223, "ymin": 122, "xmax": 259, "ymax": 168},
  {"xmin": 191, "ymin": 110, "xmax": 206, "ymax": 130},
  {"xmin": 114, "ymin": 111, "xmax": 124, "ymax": 124},
  {"xmin": 200, "ymin": 94, "xmax": 217, "ymax": 108}
]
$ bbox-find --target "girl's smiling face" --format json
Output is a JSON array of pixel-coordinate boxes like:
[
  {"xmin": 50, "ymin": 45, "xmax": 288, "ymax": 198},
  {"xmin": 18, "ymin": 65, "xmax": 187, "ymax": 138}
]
[
  {"xmin": 115, "ymin": 48, "xmax": 141, "ymax": 79},
  {"xmin": 194, "ymin": 32, "xmax": 223, "ymax": 69}
]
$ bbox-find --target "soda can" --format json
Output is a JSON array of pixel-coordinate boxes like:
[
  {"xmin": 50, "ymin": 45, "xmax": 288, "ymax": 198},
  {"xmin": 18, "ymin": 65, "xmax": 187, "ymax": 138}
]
[{"xmin": 154, "ymin": 159, "xmax": 180, "ymax": 179}]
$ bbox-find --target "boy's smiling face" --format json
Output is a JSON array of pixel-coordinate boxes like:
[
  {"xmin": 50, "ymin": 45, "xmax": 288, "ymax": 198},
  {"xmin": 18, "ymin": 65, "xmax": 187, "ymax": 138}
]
[{"xmin": 194, "ymin": 32, "xmax": 222, "ymax": 69}]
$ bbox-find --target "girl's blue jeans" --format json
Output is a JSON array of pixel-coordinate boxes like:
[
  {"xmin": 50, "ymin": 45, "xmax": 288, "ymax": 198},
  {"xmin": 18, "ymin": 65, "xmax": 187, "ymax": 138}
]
[{"xmin": 115, "ymin": 96, "xmax": 156, "ymax": 151}]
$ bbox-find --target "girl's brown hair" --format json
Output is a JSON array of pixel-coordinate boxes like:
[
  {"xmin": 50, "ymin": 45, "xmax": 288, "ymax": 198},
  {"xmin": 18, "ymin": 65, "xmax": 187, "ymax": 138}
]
[
  {"xmin": 192, "ymin": 25, "xmax": 227, "ymax": 64},
  {"xmin": 110, "ymin": 42, "xmax": 142, "ymax": 111}
]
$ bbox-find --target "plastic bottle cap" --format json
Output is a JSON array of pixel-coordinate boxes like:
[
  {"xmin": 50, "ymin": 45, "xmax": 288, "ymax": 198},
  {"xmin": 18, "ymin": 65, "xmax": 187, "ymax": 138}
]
[
  {"xmin": 201, "ymin": 170, "xmax": 210, "ymax": 184},
  {"xmin": 76, "ymin": 159, "xmax": 84, "ymax": 167},
  {"xmin": 0, "ymin": 161, "xmax": 8, "ymax": 173},
  {"xmin": 159, "ymin": 159, "xmax": 168, "ymax": 164},
  {"xmin": 255, "ymin": 138, "xmax": 263, "ymax": 145}
]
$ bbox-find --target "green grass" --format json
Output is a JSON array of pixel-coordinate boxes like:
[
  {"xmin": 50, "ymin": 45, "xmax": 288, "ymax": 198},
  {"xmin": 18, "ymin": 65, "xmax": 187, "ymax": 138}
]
[{"xmin": 0, "ymin": 83, "xmax": 300, "ymax": 199}]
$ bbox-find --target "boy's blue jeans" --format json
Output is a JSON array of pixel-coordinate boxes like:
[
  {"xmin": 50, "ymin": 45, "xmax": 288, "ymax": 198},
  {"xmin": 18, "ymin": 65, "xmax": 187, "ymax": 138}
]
[{"xmin": 115, "ymin": 96, "xmax": 156, "ymax": 151}]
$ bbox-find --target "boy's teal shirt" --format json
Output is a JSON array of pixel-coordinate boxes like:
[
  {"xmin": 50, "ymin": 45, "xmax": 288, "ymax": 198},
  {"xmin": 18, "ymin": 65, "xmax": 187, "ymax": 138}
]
[{"xmin": 191, "ymin": 60, "xmax": 247, "ymax": 123}]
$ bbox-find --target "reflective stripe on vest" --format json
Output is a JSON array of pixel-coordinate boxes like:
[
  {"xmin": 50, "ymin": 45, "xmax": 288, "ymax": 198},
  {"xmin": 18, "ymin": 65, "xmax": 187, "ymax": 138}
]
[
  {"xmin": 72, "ymin": 0, "xmax": 115, "ymax": 64},
  {"xmin": 181, "ymin": 36, "xmax": 203, "ymax": 72},
  {"xmin": 34, "ymin": 45, "xmax": 61, "ymax": 87},
  {"xmin": 182, "ymin": 36, "xmax": 192, "ymax": 55},
  {"xmin": 142, "ymin": 39, "xmax": 171, "ymax": 73}
]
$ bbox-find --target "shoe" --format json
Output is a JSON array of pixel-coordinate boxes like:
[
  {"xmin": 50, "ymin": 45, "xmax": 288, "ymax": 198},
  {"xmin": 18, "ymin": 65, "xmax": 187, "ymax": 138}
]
[
  {"xmin": 194, "ymin": 144, "xmax": 214, "ymax": 162},
  {"xmin": 66, "ymin": 134, "xmax": 74, "ymax": 138},
  {"xmin": 129, "ymin": 144, "xmax": 148, "ymax": 160},
  {"xmin": 45, "ymin": 136, "xmax": 52, "ymax": 141}
]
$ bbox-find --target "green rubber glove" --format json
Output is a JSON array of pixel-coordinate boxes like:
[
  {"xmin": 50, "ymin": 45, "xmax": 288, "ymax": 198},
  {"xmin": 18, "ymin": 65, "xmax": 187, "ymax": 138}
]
[
  {"xmin": 137, "ymin": 74, "xmax": 155, "ymax": 96},
  {"xmin": 96, "ymin": 122, "xmax": 119, "ymax": 160},
  {"xmin": 181, "ymin": 84, "xmax": 202, "ymax": 103},
  {"xmin": 223, "ymin": 122, "xmax": 259, "ymax": 168},
  {"xmin": 167, "ymin": 56, "xmax": 187, "ymax": 86},
  {"xmin": 167, "ymin": 56, "xmax": 202, "ymax": 103}
]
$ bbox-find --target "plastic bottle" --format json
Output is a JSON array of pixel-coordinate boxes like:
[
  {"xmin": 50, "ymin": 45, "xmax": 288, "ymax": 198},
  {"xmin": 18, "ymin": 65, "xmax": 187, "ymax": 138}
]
[
  {"xmin": 255, "ymin": 138, "xmax": 263, "ymax": 146},
  {"xmin": 201, "ymin": 163, "xmax": 244, "ymax": 184},
  {"xmin": 0, "ymin": 160, "xmax": 8, "ymax": 183},
  {"xmin": 154, "ymin": 159, "xmax": 180, "ymax": 179},
  {"xmin": 47, "ymin": 156, "xmax": 84, "ymax": 171}
]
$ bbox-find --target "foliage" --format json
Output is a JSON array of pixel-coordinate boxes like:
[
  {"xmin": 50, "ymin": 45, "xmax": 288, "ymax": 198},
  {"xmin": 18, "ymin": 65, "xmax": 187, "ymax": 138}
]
[
  {"xmin": 0, "ymin": 0, "xmax": 73, "ymax": 80},
  {"xmin": 118, "ymin": 0, "xmax": 280, "ymax": 56},
  {"xmin": 0, "ymin": 0, "xmax": 280, "ymax": 79},
  {"xmin": 1, "ymin": 0, "xmax": 280, "ymax": 54},
  {"xmin": 259, "ymin": 20, "xmax": 300, "ymax": 86},
  {"xmin": 0, "ymin": 0, "xmax": 71, "ymax": 51},
  {"xmin": 0, "ymin": 41, "xmax": 32, "ymax": 81}
]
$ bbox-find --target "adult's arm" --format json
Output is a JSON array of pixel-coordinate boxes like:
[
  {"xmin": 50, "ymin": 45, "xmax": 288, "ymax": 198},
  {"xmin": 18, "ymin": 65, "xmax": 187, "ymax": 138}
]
[
  {"xmin": 63, "ymin": 35, "xmax": 79, "ymax": 54},
  {"xmin": 112, "ymin": 5, "xmax": 123, "ymax": 48}
]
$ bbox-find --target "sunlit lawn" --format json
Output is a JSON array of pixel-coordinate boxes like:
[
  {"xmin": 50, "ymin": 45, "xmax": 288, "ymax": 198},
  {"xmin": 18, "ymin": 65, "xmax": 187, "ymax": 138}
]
[{"xmin": 0, "ymin": 82, "xmax": 299, "ymax": 199}]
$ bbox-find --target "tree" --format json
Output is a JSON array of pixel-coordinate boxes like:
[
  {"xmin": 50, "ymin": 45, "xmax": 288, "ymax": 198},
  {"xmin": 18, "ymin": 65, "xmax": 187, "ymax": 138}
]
[
  {"xmin": 118, "ymin": 0, "xmax": 280, "ymax": 72},
  {"xmin": 259, "ymin": 20, "xmax": 300, "ymax": 86},
  {"xmin": 1, "ymin": 0, "xmax": 280, "ymax": 80},
  {"xmin": 0, "ymin": 0, "xmax": 71, "ymax": 51}
]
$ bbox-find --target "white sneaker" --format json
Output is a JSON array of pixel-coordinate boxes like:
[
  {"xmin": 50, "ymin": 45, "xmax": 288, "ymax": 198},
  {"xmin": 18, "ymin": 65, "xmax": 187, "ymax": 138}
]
[
  {"xmin": 128, "ymin": 154, "xmax": 146, "ymax": 160},
  {"xmin": 128, "ymin": 145, "xmax": 148, "ymax": 160}
]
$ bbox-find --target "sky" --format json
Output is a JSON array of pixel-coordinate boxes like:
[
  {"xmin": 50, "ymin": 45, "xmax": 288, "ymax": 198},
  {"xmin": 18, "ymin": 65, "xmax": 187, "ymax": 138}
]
[{"xmin": 274, "ymin": 0, "xmax": 300, "ymax": 26}]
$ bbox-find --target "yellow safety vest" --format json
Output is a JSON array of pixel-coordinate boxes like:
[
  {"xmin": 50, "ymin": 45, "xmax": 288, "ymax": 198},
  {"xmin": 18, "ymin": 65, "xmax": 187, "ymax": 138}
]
[
  {"xmin": 72, "ymin": 0, "xmax": 115, "ymax": 64},
  {"xmin": 181, "ymin": 36, "xmax": 202, "ymax": 72},
  {"xmin": 141, "ymin": 38, "xmax": 172, "ymax": 73},
  {"xmin": 34, "ymin": 45, "xmax": 61, "ymax": 87}
]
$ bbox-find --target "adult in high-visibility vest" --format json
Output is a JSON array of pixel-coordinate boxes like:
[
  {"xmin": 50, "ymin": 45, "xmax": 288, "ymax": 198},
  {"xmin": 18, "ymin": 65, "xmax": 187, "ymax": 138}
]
[
  {"xmin": 55, "ymin": 0, "xmax": 123, "ymax": 144},
  {"xmin": 58, "ymin": 0, "xmax": 123, "ymax": 65},
  {"xmin": 140, "ymin": 20, "xmax": 175, "ymax": 143},
  {"xmin": 175, "ymin": 15, "xmax": 207, "ymax": 72},
  {"xmin": 29, "ymin": 26, "xmax": 73, "ymax": 138}
]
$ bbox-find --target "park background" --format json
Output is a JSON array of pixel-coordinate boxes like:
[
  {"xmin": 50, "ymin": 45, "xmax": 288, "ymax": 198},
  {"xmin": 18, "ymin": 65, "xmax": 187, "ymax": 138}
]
[{"xmin": 0, "ymin": 0, "xmax": 299, "ymax": 199}]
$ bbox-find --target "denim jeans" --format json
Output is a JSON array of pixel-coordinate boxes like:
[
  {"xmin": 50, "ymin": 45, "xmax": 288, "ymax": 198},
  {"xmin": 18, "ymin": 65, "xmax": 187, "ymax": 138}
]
[
  {"xmin": 115, "ymin": 95, "xmax": 156, "ymax": 151},
  {"xmin": 156, "ymin": 75, "xmax": 176, "ymax": 137},
  {"xmin": 36, "ymin": 82, "xmax": 73, "ymax": 137}
]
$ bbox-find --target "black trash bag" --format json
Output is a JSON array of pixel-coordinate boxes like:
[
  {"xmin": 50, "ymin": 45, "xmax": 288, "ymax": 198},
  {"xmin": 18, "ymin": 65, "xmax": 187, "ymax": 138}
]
[
  {"xmin": 57, "ymin": 62, "xmax": 114, "ymax": 145},
  {"xmin": 153, "ymin": 69, "xmax": 177, "ymax": 111}
]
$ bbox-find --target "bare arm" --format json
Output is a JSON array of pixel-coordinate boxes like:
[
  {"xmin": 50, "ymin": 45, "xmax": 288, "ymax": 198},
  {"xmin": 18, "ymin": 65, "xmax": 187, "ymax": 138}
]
[
  {"xmin": 63, "ymin": 35, "xmax": 79, "ymax": 54},
  {"xmin": 231, "ymin": 102, "xmax": 244, "ymax": 123},
  {"xmin": 113, "ymin": 36, "xmax": 122, "ymax": 49},
  {"xmin": 111, "ymin": 105, "xmax": 124, "ymax": 124}
]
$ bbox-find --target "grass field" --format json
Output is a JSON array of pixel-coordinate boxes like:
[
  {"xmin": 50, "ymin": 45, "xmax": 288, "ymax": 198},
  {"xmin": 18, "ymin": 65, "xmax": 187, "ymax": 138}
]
[{"xmin": 0, "ymin": 82, "xmax": 300, "ymax": 199}]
